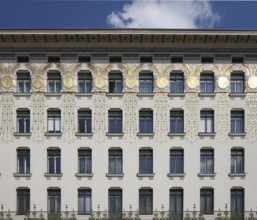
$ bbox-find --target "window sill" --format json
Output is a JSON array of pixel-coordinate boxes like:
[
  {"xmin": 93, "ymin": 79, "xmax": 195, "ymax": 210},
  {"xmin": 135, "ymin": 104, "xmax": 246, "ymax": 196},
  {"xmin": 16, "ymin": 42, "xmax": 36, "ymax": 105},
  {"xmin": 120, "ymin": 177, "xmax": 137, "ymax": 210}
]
[
  {"xmin": 75, "ymin": 173, "xmax": 94, "ymax": 177},
  {"xmin": 198, "ymin": 132, "xmax": 216, "ymax": 136},
  {"xmin": 137, "ymin": 93, "xmax": 154, "ymax": 97},
  {"xmin": 198, "ymin": 93, "xmax": 216, "ymax": 97},
  {"xmin": 44, "ymin": 93, "xmax": 62, "ymax": 96},
  {"xmin": 106, "ymin": 173, "xmax": 124, "ymax": 177},
  {"xmin": 168, "ymin": 132, "xmax": 186, "ymax": 136},
  {"xmin": 75, "ymin": 93, "xmax": 92, "ymax": 97},
  {"xmin": 137, "ymin": 133, "xmax": 155, "ymax": 137},
  {"xmin": 136, "ymin": 173, "xmax": 155, "ymax": 177},
  {"xmin": 198, "ymin": 173, "xmax": 216, "ymax": 177},
  {"xmin": 106, "ymin": 132, "xmax": 124, "ymax": 136},
  {"xmin": 106, "ymin": 93, "xmax": 124, "ymax": 97},
  {"xmin": 229, "ymin": 132, "xmax": 246, "ymax": 137},
  {"xmin": 75, "ymin": 132, "xmax": 93, "ymax": 136},
  {"xmin": 13, "ymin": 132, "xmax": 31, "ymax": 136},
  {"xmin": 167, "ymin": 173, "xmax": 186, "ymax": 177},
  {"xmin": 13, "ymin": 93, "xmax": 31, "ymax": 97},
  {"xmin": 44, "ymin": 132, "xmax": 63, "ymax": 136},
  {"xmin": 168, "ymin": 93, "xmax": 185, "ymax": 97},
  {"xmin": 229, "ymin": 93, "xmax": 246, "ymax": 98},
  {"xmin": 228, "ymin": 173, "xmax": 247, "ymax": 177},
  {"xmin": 44, "ymin": 173, "xmax": 63, "ymax": 177},
  {"xmin": 13, "ymin": 173, "xmax": 32, "ymax": 177}
]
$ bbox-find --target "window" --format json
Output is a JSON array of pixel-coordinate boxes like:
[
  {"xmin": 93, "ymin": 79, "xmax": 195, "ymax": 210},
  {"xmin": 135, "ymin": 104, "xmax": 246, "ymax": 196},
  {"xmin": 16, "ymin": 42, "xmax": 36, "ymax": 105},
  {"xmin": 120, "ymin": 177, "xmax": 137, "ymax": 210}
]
[
  {"xmin": 170, "ymin": 72, "xmax": 184, "ymax": 93},
  {"xmin": 139, "ymin": 149, "xmax": 153, "ymax": 174},
  {"xmin": 231, "ymin": 189, "xmax": 244, "ymax": 217},
  {"xmin": 139, "ymin": 110, "xmax": 153, "ymax": 133},
  {"xmin": 200, "ymin": 111, "xmax": 214, "ymax": 133},
  {"xmin": 78, "ymin": 189, "xmax": 92, "ymax": 215},
  {"xmin": 109, "ymin": 149, "xmax": 122, "ymax": 174},
  {"xmin": 78, "ymin": 56, "xmax": 91, "ymax": 63},
  {"xmin": 78, "ymin": 72, "xmax": 92, "ymax": 93},
  {"xmin": 139, "ymin": 189, "xmax": 153, "ymax": 215},
  {"xmin": 200, "ymin": 73, "xmax": 214, "ymax": 93},
  {"xmin": 109, "ymin": 72, "xmax": 123, "ymax": 93},
  {"xmin": 170, "ymin": 189, "xmax": 183, "ymax": 217},
  {"xmin": 231, "ymin": 149, "xmax": 244, "ymax": 174},
  {"xmin": 47, "ymin": 149, "xmax": 61, "ymax": 174},
  {"xmin": 17, "ymin": 110, "xmax": 30, "ymax": 133},
  {"xmin": 109, "ymin": 189, "xmax": 122, "ymax": 217},
  {"xmin": 170, "ymin": 57, "xmax": 183, "ymax": 63},
  {"xmin": 47, "ymin": 72, "xmax": 61, "ymax": 93},
  {"xmin": 170, "ymin": 150, "xmax": 184, "ymax": 174},
  {"xmin": 48, "ymin": 189, "xmax": 61, "ymax": 214},
  {"xmin": 170, "ymin": 111, "xmax": 184, "ymax": 133},
  {"xmin": 108, "ymin": 110, "xmax": 122, "ymax": 133},
  {"xmin": 200, "ymin": 189, "xmax": 214, "ymax": 214},
  {"xmin": 17, "ymin": 188, "xmax": 30, "ymax": 214},
  {"xmin": 140, "ymin": 57, "xmax": 152, "ymax": 63},
  {"xmin": 48, "ymin": 57, "xmax": 60, "ymax": 63},
  {"xmin": 139, "ymin": 72, "xmax": 153, "ymax": 93},
  {"xmin": 200, "ymin": 149, "xmax": 214, "ymax": 174},
  {"xmin": 109, "ymin": 56, "xmax": 122, "ymax": 63},
  {"xmin": 17, "ymin": 72, "xmax": 31, "ymax": 93},
  {"xmin": 230, "ymin": 73, "xmax": 244, "ymax": 94},
  {"xmin": 17, "ymin": 56, "xmax": 29, "ymax": 63},
  {"xmin": 78, "ymin": 149, "xmax": 92, "ymax": 174},
  {"xmin": 232, "ymin": 57, "xmax": 244, "ymax": 64},
  {"xmin": 231, "ymin": 111, "xmax": 244, "ymax": 133},
  {"xmin": 201, "ymin": 57, "xmax": 213, "ymax": 63},
  {"xmin": 47, "ymin": 110, "xmax": 61, "ymax": 133},
  {"xmin": 78, "ymin": 110, "xmax": 92, "ymax": 133},
  {"xmin": 17, "ymin": 149, "xmax": 30, "ymax": 174}
]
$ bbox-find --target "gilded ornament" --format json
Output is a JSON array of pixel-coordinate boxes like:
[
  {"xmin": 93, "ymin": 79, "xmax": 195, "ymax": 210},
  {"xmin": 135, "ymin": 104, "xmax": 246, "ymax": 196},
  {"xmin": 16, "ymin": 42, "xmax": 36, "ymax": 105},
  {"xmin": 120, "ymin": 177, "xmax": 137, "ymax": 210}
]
[
  {"xmin": 156, "ymin": 77, "xmax": 168, "ymax": 89},
  {"xmin": 187, "ymin": 76, "xmax": 199, "ymax": 89},
  {"xmin": 2, "ymin": 76, "xmax": 13, "ymax": 88},
  {"xmin": 32, "ymin": 76, "xmax": 44, "ymax": 89},
  {"xmin": 94, "ymin": 76, "xmax": 105, "ymax": 89},
  {"xmin": 63, "ymin": 76, "xmax": 74, "ymax": 89},
  {"xmin": 218, "ymin": 76, "xmax": 229, "ymax": 89},
  {"xmin": 248, "ymin": 76, "xmax": 257, "ymax": 89},
  {"xmin": 125, "ymin": 76, "xmax": 137, "ymax": 89}
]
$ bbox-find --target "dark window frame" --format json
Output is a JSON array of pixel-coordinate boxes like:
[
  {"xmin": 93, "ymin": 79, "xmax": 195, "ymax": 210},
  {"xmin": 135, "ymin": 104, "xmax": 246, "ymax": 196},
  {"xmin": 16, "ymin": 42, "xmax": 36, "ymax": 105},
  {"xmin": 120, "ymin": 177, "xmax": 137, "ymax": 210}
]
[
  {"xmin": 78, "ymin": 149, "xmax": 92, "ymax": 174},
  {"xmin": 230, "ymin": 111, "xmax": 244, "ymax": 133},
  {"xmin": 170, "ymin": 72, "xmax": 184, "ymax": 94},
  {"xmin": 17, "ymin": 110, "xmax": 30, "ymax": 133},
  {"xmin": 77, "ymin": 72, "xmax": 92, "ymax": 93},
  {"xmin": 139, "ymin": 149, "xmax": 153, "ymax": 174},
  {"xmin": 139, "ymin": 110, "xmax": 153, "ymax": 133},
  {"xmin": 200, "ymin": 188, "xmax": 214, "ymax": 215},
  {"xmin": 47, "ymin": 72, "xmax": 62, "ymax": 93},
  {"xmin": 139, "ymin": 72, "xmax": 153, "ymax": 93},
  {"xmin": 230, "ymin": 73, "xmax": 244, "ymax": 94},
  {"xmin": 170, "ymin": 150, "xmax": 184, "ymax": 174},
  {"xmin": 170, "ymin": 111, "xmax": 184, "ymax": 133},
  {"xmin": 17, "ymin": 149, "xmax": 30, "ymax": 174},
  {"xmin": 78, "ymin": 110, "xmax": 92, "ymax": 133},
  {"xmin": 109, "ymin": 149, "xmax": 123, "ymax": 174},
  {"xmin": 78, "ymin": 189, "xmax": 92, "ymax": 215},
  {"xmin": 200, "ymin": 73, "xmax": 214, "ymax": 93},
  {"xmin": 17, "ymin": 188, "xmax": 30, "ymax": 215},
  {"xmin": 108, "ymin": 72, "xmax": 123, "ymax": 93},
  {"xmin": 200, "ymin": 149, "xmax": 214, "ymax": 174},
  {"xmin": 47, "ymin": 149, "xmax": 61, "ymax": 174},
  {"xmin": 47, "ymin": 110, "xmax": 61, "ymax": 133},
  {"xmin": 108, "ymin": 110, "xmax": 123, "ymax": 133},
  {"xmin": 200, "ymin": 111, "xmax": 214, "ymax": 133},
  {"xmin": 17, "ymin": 72, "xmax": 31, "ymax": 93},
  {"xmin": 139, "ymin": 189, "xmax": 153, "ymax": 215},
  {"xmin": 231, "ymin": 149, "xmax": 244, "ymax": 174}
]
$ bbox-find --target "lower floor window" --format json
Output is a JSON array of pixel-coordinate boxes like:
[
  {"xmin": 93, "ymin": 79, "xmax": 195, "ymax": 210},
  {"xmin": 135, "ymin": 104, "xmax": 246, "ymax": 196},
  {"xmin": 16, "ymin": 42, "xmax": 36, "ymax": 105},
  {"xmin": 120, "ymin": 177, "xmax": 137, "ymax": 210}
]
[
  {"xmin": 17, "ymin": 188, "xmax": 30, "ymax": 215},
  {"xmin": 170, "ymin": 189, "xmax": 183, "ymax": 215},
  {"xmin": 78, "ymin": 189, "xmax": 92, "ymax": 214},
  {"xmin": 139, "ymin": 189, "xmax": 153, "ymax": 215},
  {"xmin": 48, "ymin": 189, "xmax": 61, "ymax": 214},
  {"xmin": 231, "ymin": 189, "xmax": 244, "ymax": 216},
  {"xmin": 109, "ymin": 189, "xmax": 122, "ymax": 216},
  {"xmin": 200, "ymin": 188, "xmax": 214, "ymax": 214}
]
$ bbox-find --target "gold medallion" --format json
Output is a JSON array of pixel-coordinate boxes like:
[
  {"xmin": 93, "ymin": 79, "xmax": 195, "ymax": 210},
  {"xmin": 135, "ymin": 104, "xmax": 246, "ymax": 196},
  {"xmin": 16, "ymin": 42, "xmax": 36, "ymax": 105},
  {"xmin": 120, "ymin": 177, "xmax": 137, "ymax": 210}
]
[
  {"xmin": 63, "ymin": 76, "xmax": 74, "ymax": 89},
  {"xmin": 187, "ymin": 76, "xmax": 199, "ymax": 89},
  {"xmin": 94, "ymin": 76, "xmax": 105, "ymax": 89},
  {"xmin": 248, "ymin": 76, "xmax": 257, "ymax": 89},
  {"xmin": 156, "ymin": 77, "xmax": 168, "ymax": 89},
  {"xmin": 32, "ymin": 76, "xmax": 44, "ymax": 89},
  {"xmin": 125, "ymin": 76, "xmax": 137, "ymax": 89},
  {"xmin": 218, "ymin": 76, "xmax": 229, "ymax": 89},
  {"xmin": 2, "ymin": 76, "xmax": 13, "ymax": 89}
]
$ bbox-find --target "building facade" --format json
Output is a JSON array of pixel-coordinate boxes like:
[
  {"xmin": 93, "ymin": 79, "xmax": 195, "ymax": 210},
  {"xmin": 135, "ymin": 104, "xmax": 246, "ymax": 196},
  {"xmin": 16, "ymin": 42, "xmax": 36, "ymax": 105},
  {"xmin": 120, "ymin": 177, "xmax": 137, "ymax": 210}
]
[{"xmin": 0, "ymin": 29, "xmax": 257, "ymax": 219}]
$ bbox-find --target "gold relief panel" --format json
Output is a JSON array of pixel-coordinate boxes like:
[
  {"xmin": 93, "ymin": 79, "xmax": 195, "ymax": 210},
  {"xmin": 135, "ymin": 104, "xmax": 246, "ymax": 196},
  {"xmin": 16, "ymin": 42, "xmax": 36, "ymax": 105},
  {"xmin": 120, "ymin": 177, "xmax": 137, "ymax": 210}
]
[
  {"xmin": 32, "ymin": 75, "xmax": 44, "ymax": 89},
  {"xmin": 93, "ymin": 76, "xmax": 106, "ymax": 89},
  {"xmin": 217, "ymin": 76, "xmax": 229, "ymax": 89},
  {"xmin": 63, "ymin": 76, "xmax": 75, "ymax": 89},
  {"xmin": 248, "ymin": 76, "xmax": 257, "ymax": 89},
  {"xmin": 187, "ymin": 76, "xmax": 199, "ymax": 89},
  {"xmin": 156, "ymin": 76, "xmax": 169, "ymax": 89},
  {"xmin": 1, "ymin": 76, "xmax": 13, "ymax": 89},
  {"xmin": 125, "ymin": 76, "xmax": 137, "ymax": 89}
]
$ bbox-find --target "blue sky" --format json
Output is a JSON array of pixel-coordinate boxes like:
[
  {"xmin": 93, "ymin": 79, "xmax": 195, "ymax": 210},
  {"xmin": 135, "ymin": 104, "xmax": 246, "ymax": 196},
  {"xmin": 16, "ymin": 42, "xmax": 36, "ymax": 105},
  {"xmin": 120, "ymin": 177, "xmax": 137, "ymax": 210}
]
[{"xmin": 0, "ymin": 1, "xmax": 257, "ymax": 29}]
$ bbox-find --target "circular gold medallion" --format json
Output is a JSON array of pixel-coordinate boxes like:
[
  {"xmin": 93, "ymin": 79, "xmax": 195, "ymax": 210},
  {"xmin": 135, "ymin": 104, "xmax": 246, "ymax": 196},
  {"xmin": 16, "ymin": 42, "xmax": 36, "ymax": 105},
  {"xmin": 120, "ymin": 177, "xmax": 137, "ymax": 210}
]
[
  {"xmin": 125, "ymin": 76, "xmax": 137, "ymax": 89},
  {"xmin": 156, "ymin": 77, "xmax": 168, "ymax": 89},
  {"xmin": 187, "ymin": 76, "xmax": 199, "ymax": 89},
  {"xmin": 32, "ymin": 76, "xmax": 44, "ymax": 89},
  {"xmin": 248, "ymin": 76, "xmax": 257, "ymax": 89},
  {"xmin": 2, "ymin": 76, "xmax": 13, "ymax": 89},
  {"xmin": 94, "ymin": 76, "xmax": 105, "ymax": 89},
  {"xmin": 218, "ymin": 76, "xmax": 229, "ymax": 89},
  {"xmin": 63, "ymin": 76, "xmax": 74, "ymax": 89}
]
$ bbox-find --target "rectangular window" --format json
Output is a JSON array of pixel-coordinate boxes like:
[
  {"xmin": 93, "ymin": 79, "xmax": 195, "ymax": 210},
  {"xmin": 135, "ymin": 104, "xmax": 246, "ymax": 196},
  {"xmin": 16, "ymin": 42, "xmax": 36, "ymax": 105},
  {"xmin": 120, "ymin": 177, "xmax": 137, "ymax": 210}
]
[
  {"xmin": 17, "ymin": 72, "xmax": 31, "ymax": 93},
  {"xmin": 139, "ymin": 72, "xmax": 153, "ymax": 93},
  {"xmin": 200, "ymin": 111, "xmax": 214, "ymax": 133},
  {"xmin": 17, "ymin": 110, "xmax": 30, "ymax": 133},
  {"xmin": 17, "ymin": 149, "xmax": 30, "ymax": 174},
  {"xmin": 230, "ymin": 73, "xmax": 244, "ymax": 94},
  {"xmin": 170, "ymin": 111, "xmax": 184, "ymax": 133},
  {"xmin": 108, "ymin": 110, "xmax": 122, "ymax": 133},
  {"xmin": 47, "ymin": 150, "xmax": 61, "ymax": 174},
  {"xmin": 47, "ymin": 110, "xmax": 61, "ymax": 133},
  {"xmin": 78, "ymin": 72, "xmax": 92, "ymax": 93},
  {"xmin": 231, "ymin": 111, "xmax": 244, "ymax": 133},
  {"xmin": 139, "ymin": 149, "xmax": 153, "ymax": 174},
  {"xmin": 78, "ymin": 149, "xmax": 92, "ymax": 174},
  {"xmin": 109, "ymin": 189, "xmax": 122, "ymax": 217},
  {"xmin": 200, "ymin": 149, "xmax": 214, "ymax": 174},
  {"xmin": 139, "ymin": 189, "xmax": 153, "ymax": 215},
  {"xmin": 170, "ymin": 73, "xmax": 184, "ymax": 93},
  {"xmin": 232, "ymin": 57, "xmax": 244, "ymax": 64},
  {"xmin": 201, "ymin": 57, "xmax": 214, "ymax": 63},
  {"xmin": 109, "ymin": 72, "xmax": 123, "ymax": 93},
  {"xmin": 109, "ymin": 149, "xmax": 122, "ymax": 174},
  {"xmin": 139, "ymin": 110, "xmax": 153, "ymax": 133},
  {"xmin": 170, "ymin": 189, "xmax": 183, "ymax": 217},
  {"xmin": 47, "ymin": 72, "xmax": 61, "ymax": 93},
  {"xmin": 231, "ymin": 189, "xmax": 244, "ymax": 218},
  {"xmin": 109, "ymin": 56, "xmax": 122, "ymax": 63},
  {"xmin": 78, "ymin": 189, "xmax": 92, "ymax": 215},
  {"xmin": 48, "ymin": 57, "xmax": 60, "ymax": 63},
  {"xmin": 170, "ymin": 150, "xmax": 184, "ymax": 174},
  {"xmin": 17, "ymin": 56, "xmax": 29, "ymax": 63},
  {"xmin": 200, "ymin": 189, "xmax": 214, "ymax": 214},
  {"xmin": 170, "ymin": 57, "xmax": 183, "ymax": 63},
  {"xmin": 231, "ymin": 149, "xmax": 244, "ymax": 174},
  {"xmin": 78, "ymin": 110, "xmax": 92, "ymax": 133},
  {"xmin": 48, "ymin": 189, "xmax": 61, "ymax": 214},
  {"xmin": 17, "ymin": 188, "xmax": 30, "ymax": 215},
  {"xmin": 200, "ymin": 73, "xmax": 214, "ymax": 93},
  {"xmin": 140, "ymin": 57, "xmax": 152, "ymax": 63},
  {"xmin": 78, "ymin": 56, "xmax": 91, "ymax": 63}
]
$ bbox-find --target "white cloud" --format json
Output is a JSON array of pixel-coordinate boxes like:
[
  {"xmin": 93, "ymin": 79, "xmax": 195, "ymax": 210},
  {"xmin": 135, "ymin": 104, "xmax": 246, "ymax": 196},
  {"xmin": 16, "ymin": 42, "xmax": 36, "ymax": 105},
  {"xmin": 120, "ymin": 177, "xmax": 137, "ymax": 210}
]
[{"xmin": 107, "ymin": 0, "xmax": 220, "ymax": 29}]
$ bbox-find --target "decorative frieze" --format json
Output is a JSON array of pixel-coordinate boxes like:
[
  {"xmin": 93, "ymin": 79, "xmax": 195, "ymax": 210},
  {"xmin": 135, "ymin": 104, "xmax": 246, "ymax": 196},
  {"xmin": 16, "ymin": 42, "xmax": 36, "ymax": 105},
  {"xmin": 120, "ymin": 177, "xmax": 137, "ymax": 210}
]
[{"xmin": 246, "ymin": 93, "xmax": 257, "ymax": 143}]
